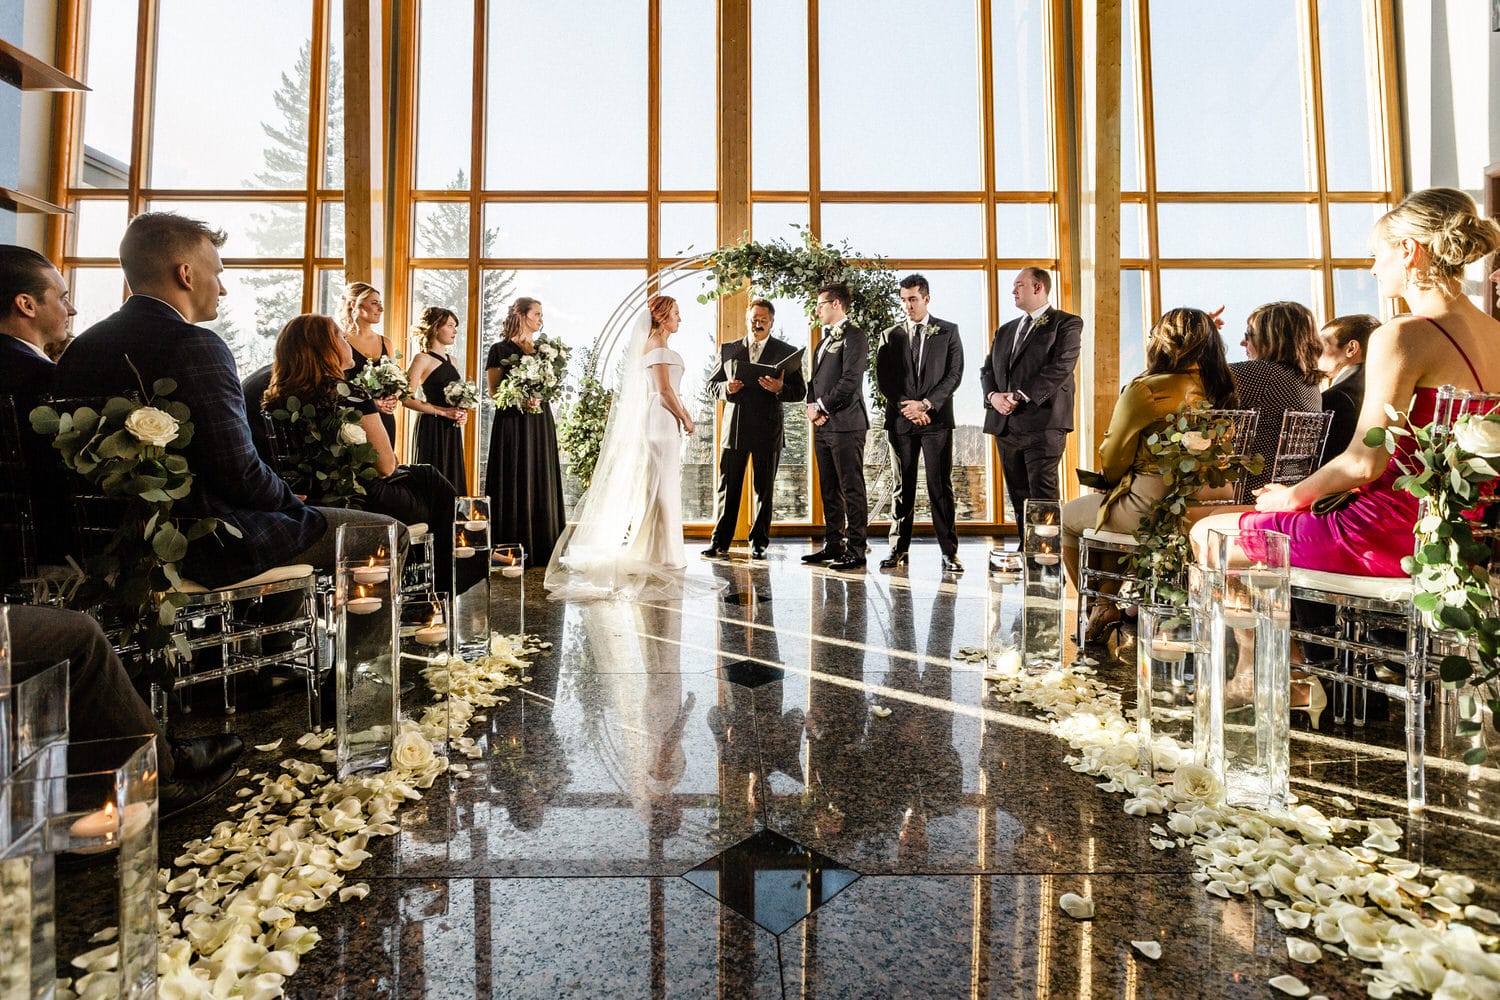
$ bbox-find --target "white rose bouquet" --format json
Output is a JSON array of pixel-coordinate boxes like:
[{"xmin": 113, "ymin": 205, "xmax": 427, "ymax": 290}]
[
  {"xmin": 443, "ymin": 380, "xmax": 485, "ymax": 410},
  {"xmin": 492, "ymin": 334, "xmax": 571, "ymax": 413},
  {"xmin": 350, "ymin": 356, "xmax": 412, "ymax": 401}
]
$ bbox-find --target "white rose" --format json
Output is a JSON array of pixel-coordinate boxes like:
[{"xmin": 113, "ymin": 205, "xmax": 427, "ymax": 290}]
[
  {"xmin": 391, "ymin": 728, "xmax": 435, "ymax": 772},
  {"xmin": 340, "ymin": 421, "xmax": 368, "ymax": 445},
  {"xmin": 1454, "ymin": 417, "xmax": 1500, "ymax": 458},
  {"xmin": 1168, "ymin": 762, "xmax": 1223, "ymax": 804},
  {"xmin": 124, "ymin": 405, "xmax": 180, "ymax": 447},
  {"xmin": 1180, "ymin": 430, "xmax": 1212, "ymax": 454}
]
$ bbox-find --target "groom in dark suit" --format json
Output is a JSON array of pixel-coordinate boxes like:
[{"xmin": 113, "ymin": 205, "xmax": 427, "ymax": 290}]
[
  {"xmin": 981, "ymin": 267, "xmax": 1083, "ymax": 523},
  {"xmin": 803, "ymin": 281, "xmax": 869, "ymax": 571},
  {"xmin": 875, "ymin": 274, "xmax": 964, "ymax": 573},
  {"xmin": 703, "ymin": 298, "xmax": 807, "ymax": 560},
  {"xmin": 55, "ymin": 212, "xmax": 396, "ymax": 587}
]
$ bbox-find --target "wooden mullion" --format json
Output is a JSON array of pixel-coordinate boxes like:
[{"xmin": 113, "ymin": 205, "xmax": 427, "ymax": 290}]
[
  {"xmin": 647, "ymin": 0, "xmax": 661, "ymax": 277},
  {"xmin": 128, "ymin": 0, "xmax": 158, "ymax": 219},
  {"xmin": 302, "ymin": 0, "xmax": 329, "ymax": 314},
  {"xmin": 1304, "ymin": 0, "xmax": 1334, "ymax": 319},
  {"xmin": 1375, "ymin": 0, "xmax": 1404, "ymax": 203},
  {"xmin": 45, "ymin": 0, "xmax": 84, "ymax": 263},
  {"xmin": 465, "ymin": 0, "xmax": 486, "ymax": 492},
  {"xmin": 1136, "ymin": 0, "xmax": 1161, "ymax": 320}
]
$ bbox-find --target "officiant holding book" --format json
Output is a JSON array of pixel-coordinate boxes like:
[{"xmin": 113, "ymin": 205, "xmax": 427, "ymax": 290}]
[{"xmin": 703, "ymin": 298, "xmax": 808, "ymax": 560}]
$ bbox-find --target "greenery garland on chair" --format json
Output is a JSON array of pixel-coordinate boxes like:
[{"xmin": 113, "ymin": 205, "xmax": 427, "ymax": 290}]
[
  {"xmin": 1369, "ymin": 406, "xmax": 1500, "ymax": 763},
  {"xmin": 30, "ymin": 371, "xmax": 237, "ymax": 666},
  {"xmin": 1080, "ymin": 403, "xmax": 1261, "ymax": 607},
  {"xmin": 265, "ymin": 383, "xmax": 382, "ymax": 508}
]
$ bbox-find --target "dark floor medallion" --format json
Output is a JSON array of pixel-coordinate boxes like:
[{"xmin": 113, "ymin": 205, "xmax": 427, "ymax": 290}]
[
  {"xmin": 719, "ymin": 659, "xmax": 785, "ymax": 689},
  {"xmin": 682, "ymin": 829, "xmax": 860, "ymax": 934}
]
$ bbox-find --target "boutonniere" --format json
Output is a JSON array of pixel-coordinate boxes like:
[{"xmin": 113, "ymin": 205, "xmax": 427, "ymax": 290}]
[
  {"xmin": 1032, "ymin": 312, "xmax": 1052, "ymax": 330},
  {"xmin": 825, "ymin": 325, "xmax": 846, "ymax": 344}
]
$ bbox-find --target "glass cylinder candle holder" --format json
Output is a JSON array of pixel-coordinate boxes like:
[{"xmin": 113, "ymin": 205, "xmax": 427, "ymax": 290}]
[
  {"xmin": 985, "ymin": 549, "xmax": 1026, "ymax": 677},
  {"xmin": 400, "ymin": 593, "xmax": 453, "ymax": 755},
  {"xmin": 1136, "ymin": 604, "xmax": 1203, "ymax": 775},
  {"xmin": 1021, "ymin": 499, "xmax": 1066, "ymax": 670},
  {"xmin": 1195, "ymin": 528, "xmax": 1291, "ymax": 810},
  {"xmin": 453, "ymin": 496, "xmax": 492, "ymax": 658},
  {"xmin": 335, "ymin": 522, "xmax": 401, "ymax": 778},
  {"xmin": 493, "ymin": 542, "xmax": 526, "ymax": 638},
  {"xmin": 7, "ymin": 736, "xmax": 161, "ymax": 999}
]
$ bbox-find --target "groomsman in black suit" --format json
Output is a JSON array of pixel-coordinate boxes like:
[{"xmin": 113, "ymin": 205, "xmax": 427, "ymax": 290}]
[
  {"xmin": 0, "ymin": 245, "xmax": 76, "ymax": 569},
  {"xmin": 704, "ymin": 298, "xmax": 808, "ymax": 560},
  {"xmin": 981, "ymin": 267, "xmax": 1083, "ymax": 522},
  {"xmin": 803, "ymin": 281, "xmax": 869, "ymax": 571},
  {"xmin": 875, "ymin": 274, "xmax": 964, "ymax": 573},
  {"xmin": 1315, "ymin": 313, "xmax": 1376, "ymax": 460}
]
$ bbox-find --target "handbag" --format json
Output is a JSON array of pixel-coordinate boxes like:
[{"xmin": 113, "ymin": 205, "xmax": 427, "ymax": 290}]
[{"xmin": 1310, "ymin": 488, "xmax": 1358, "ymax": 514}]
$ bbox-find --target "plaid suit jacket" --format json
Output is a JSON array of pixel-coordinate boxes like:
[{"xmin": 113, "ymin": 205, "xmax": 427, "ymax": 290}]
[{"xmin": 54, "ymin": 296, "xmax": 326, "ymax": 587}]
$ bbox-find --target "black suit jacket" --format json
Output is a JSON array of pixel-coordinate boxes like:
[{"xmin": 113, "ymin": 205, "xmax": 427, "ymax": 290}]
[
  {"xmin": 708, "ymin": 335, "xmax": 807, "ymax": 451},
  {"xmin": 1320, "ymin": 364, "xmax": 1364, "ymax": 462},
  {"xmin": 0, "ymin": 334, "xmax": 68, "ymax": 566},
  {"xmin": 54, "ymin": 296, "xmax": 326, "ymax": 588},
  {"xmin": 875, "ymin": 317, "xmax": 964, "ymax": 433},
  {"xmin": 806, "ymin": 322, "xmax": 869, "ymax": 434},
  {"xmin": 980, "ymin": 306, "xmax": 1083, "ymax": 445}
]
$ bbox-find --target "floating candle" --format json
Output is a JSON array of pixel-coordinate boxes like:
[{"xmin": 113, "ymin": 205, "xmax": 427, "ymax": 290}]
[
  {"xmin": 1221, "ymin": 611, "xmax": 1257, "ymax": 630},
  {"xmin": 453, "ymin": 546, "xmax": 476, "ymax": 559},
  {"xmin": 69, "ymin": 801, "xmax": 151, "ymax": 853},
  {"xmin": 1031, "ymin": 553, "xmax": 1061, "ymax": 566},
  {"xmin": 1149, "ymin": 638, "xmax": 1193, "ymax": 663},
  {"xmin": 1032, "ymin": 524, "xmax": 1061, "ymax": 538},
  {"xmin": 414, "ymin": 624, "xmax": 449, "ymax": 645},
  {"xmin": 351, "ymin": 562, "xmax": 389, "ymax": 584},
  {"xmin": 500, "ymin": 565, "xmax": 524, "ymax": 578},
  {"xmin": 346, "ymin": 596, "xmax": 383, "ymax": 615},
  {"xmin": 464, "ymin": 519, "xmax": 488, "ymax": 532}
]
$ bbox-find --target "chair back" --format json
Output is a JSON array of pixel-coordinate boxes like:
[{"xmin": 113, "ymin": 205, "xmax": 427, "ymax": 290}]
[
  {"xmin": 44, "ymin": 395, "xmax": 131, "ymax": 567},
  {"xmin": 1433, "ymin": 385, "xmax": 1500, "ymax": 441},
  {"xmin": 1270, "ymin": 410, "xmax": 1333, "ymax": 486},
  {"xmin": 1199, "ymin": 408, "xmax": 1260, "ymax": 504},
  {"xmin": 261, "ymin": 411, "xmax": 295, "ymax": 478},
  {"xmin": 0, "ymin": 395, "xmax": 38, "ymax": 588}
]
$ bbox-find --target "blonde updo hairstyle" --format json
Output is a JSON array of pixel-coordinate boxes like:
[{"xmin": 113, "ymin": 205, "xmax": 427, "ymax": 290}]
[
  {"xmin": 335, "ymin": 280, "xmax": 380, "ymax": 335},
  {"xmin": 411, "ymin": 306, "xmax": 458, "ymax": 351},
  {"xmin": 1375, "ymin": 188, "xmax": 1500, "ymax": 292}
]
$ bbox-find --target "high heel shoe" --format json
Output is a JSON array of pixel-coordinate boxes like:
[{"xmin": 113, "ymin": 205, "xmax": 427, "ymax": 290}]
[
  {"xmin": 1291, "ymin": 676, "xmax": 1328, "ymax": 729},
  {"xmin": 1083, "ymin": 602, "xmax": 1123, "ymax": 645}
]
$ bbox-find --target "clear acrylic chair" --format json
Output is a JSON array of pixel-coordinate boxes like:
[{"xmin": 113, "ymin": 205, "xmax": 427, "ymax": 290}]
[{"xmin": 1270, "ymin": 410, "xmax": 1334, "ymax": 485}]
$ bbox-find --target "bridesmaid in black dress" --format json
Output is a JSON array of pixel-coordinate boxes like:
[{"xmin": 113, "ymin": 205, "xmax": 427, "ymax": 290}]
[
  {"xmin": 337, "ymin": 280, "xmax": 399, "ymax": 444},
  {"xmin": 486, "ymin": 296, "xmax": 565, "ymax": 566},
  {"xmin": 405, "ymin": 306, "xmax": 470, "ymax": 492}
]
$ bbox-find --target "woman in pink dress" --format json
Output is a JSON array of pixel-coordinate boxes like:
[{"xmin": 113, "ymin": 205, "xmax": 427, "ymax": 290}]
[{"xmin": 1194, "ymin": 188, "xmax": 1500, "ymax": 576}]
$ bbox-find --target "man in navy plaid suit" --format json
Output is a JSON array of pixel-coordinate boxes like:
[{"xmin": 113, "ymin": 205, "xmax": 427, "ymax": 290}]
[{"xmin": 55, "ymin": 212, "xmax": 397, "ymax": 587}]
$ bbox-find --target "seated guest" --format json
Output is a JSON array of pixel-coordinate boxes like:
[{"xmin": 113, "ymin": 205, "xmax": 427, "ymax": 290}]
[
  {"xmin": 263, "ymin": 313, "xmax": 475, "ymax": 592},
  {"xmin": 10, "ymin": 604, "xmax": 244, "ymax": 814},
  {"xmin": 241, "ymin": 361, "xmax": 273, "ymax": 466},
  {"xmin": 1230, "ymin": 301, "xmax": 1322, "ymax": 493},
  {"xmin": 0, "ymin": 245, "xmax": 77, "ymax": 569},
  {"xmin": 1316, "ymin": 313, "xmax": 1378, "ymax": 460},
  {"xmin": 1062, "ymin": 307, "xmax": 1237, "ymax": 641},
  {"xmin": 53, "ymin": 212, "xmax": 400, "ymax": 586}
]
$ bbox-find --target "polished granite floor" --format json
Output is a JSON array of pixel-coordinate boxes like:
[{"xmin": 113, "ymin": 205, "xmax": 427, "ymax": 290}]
[{"xmin": 56, "ymin": 539, "xmax": 1500, "ymax": 998}]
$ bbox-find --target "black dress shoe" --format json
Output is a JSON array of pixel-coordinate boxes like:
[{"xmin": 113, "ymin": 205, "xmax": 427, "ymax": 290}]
[
  {"xmin": 829, "ymin": 554, "xmax": 867, "ymax": 571},
  {"xmin": 941, "ymin": 555, "xmax": 964, "ymax": 574},
  {"xmin": 160, "ymin": 763, "xmax": 237, "ymax": 821},
  {"xmin": 751, "ymin": 546, "xmax": 768, "ymax": 560},
  {"xmin": 701, "ymin": 544, "xmax": 729, "ymax": 560},
  {"xmin": 169, "ymin": 733, "xmax": 245, "ymax": 780},
  {"xmin": 879, "ymin": 550, "xmax": 908, "ymax": 569},
  {"xmin": 802, "ymin": 546, "xmax": 844, "ymax": 564}
]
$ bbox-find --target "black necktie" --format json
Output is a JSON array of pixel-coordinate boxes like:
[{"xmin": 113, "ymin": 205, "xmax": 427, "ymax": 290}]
[
  {"xmin": 1010, "ymin": 316, "xmax": 1033, "ymax": 367},
  {"xmin": 910, "ymin": 324, "xmax": 923, "ymax": 372}
]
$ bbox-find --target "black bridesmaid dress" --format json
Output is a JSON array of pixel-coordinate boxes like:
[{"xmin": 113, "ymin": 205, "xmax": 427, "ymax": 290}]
[
  {"xmin": 413, "ymin": 350, "xmax": 467, "ymax": 492},
  {"xmin": 484, "ymin": 339, "xmax": 565, "ymax": 566},
  {"xmin": 345, "ymin": 341, "xmax": 398, "ymax": 445}
]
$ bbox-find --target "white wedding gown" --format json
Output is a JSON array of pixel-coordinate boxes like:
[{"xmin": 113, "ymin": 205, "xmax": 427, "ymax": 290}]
[
  {"xmin": 631, "ymin": 347, "xmax": 688, "ymax": 569},
  {"xmin": 544, "ymin": 342, "xmax": 691, "ymax": 601}
]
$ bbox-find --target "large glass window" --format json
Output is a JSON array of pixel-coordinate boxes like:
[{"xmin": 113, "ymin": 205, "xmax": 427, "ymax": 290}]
[
  {"xmin": 1123, "ymin": 0, "xmax": 1397, "ymax": 375},
  {"xmin": 63, "ymin": 0, "xmax": 343, "ymax": 376}
]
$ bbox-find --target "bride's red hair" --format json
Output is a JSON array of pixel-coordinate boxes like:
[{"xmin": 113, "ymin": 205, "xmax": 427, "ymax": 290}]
[{"xmin": 646, "ymin": 294, "xmax": 676, "ymax": 332}]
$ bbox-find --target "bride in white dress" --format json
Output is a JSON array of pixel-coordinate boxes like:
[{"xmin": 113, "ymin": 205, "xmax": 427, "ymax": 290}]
[{"xmin": 545, "ymin": 294, "xmax": 697, "ymax": 600}]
